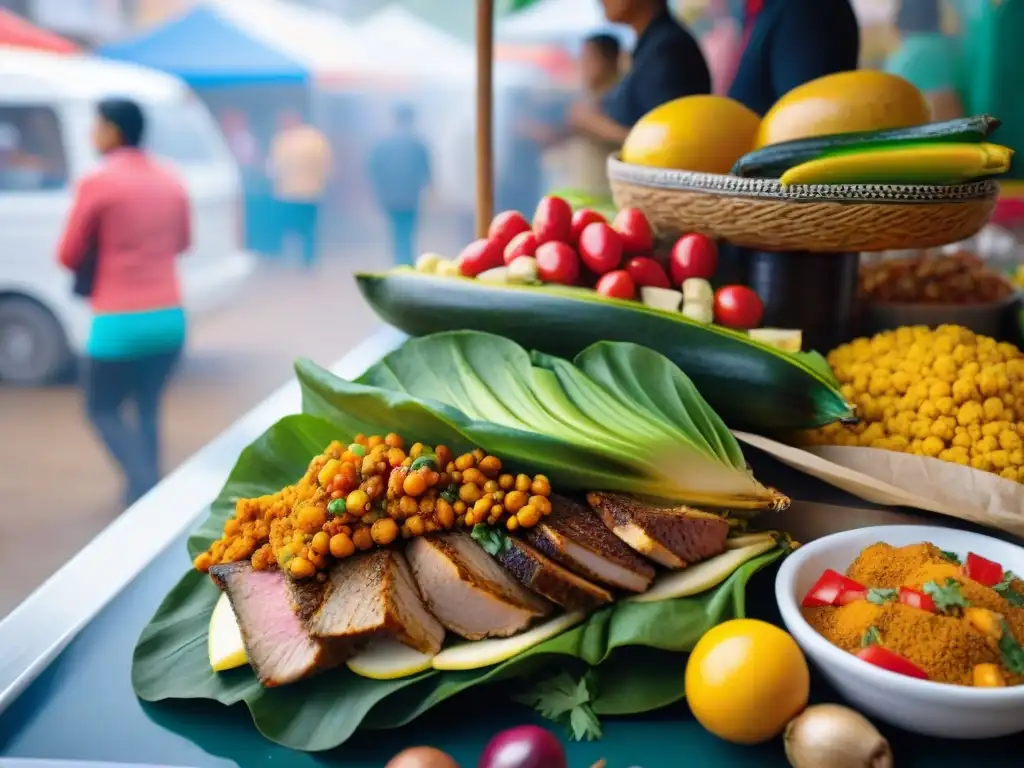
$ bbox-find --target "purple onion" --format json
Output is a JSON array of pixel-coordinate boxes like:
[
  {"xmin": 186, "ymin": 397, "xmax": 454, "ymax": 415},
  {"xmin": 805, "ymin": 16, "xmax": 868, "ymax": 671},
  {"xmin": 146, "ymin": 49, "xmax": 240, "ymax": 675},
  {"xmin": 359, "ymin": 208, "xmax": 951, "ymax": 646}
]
[{"xmin": 478, "ymin": 725, "xmax": 568, "ymax": 768}]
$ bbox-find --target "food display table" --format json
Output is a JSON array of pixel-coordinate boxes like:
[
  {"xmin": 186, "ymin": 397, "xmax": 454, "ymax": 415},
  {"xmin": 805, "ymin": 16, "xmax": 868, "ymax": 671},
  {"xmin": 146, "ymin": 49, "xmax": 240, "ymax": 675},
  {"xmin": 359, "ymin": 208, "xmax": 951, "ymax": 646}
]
[{"xmin": 0, "ymin": 327, "xmax": 1019, "ymax": 768}]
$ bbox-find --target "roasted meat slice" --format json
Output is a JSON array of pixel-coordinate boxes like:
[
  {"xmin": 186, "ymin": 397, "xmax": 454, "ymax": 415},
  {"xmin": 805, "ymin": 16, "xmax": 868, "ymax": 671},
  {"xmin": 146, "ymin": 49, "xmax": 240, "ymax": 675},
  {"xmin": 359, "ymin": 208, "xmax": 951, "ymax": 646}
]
[
  {"xmin": 586, "ymin": 492, "xmax": 729, "ymax": 569},
  {"xmin": 526, "ymin": 495, "xmax": 655, "ymax": 592},
  {"xmin": 307, "ymin": 550, "xmax": 445, "ymax": 655},
  {"xmin": 406, "ymin": 532, "xmax": 552, "ymax": 640},
  {"xmin": 209, "ymin": 561, "xmax": 349, "ymax": 687},
  {"xmin": 497, "ymin": 536, "xmax": 613, "ymax": 611}
]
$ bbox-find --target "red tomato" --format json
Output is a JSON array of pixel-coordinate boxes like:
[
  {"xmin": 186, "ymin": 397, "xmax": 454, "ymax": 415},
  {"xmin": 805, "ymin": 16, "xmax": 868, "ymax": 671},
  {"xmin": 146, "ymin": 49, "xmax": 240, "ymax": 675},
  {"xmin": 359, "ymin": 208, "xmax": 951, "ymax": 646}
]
[
  {"xmin": 570, "ymin": 209, "xmax": 606, "ymax": 244},
  {"xmin": 577, "ymin": 222, "xmax": 623, "ymax": 274},
  {"xmin": 624, "ymin": 256, "xmax": 671, "ymax": 289},
  {"xmin": 856, "ymin": 646, "xmax": 929, "ymax": 680},
  {"xmin": 595, "ymin": 270, "xmax": 635, "ymax": 300},
  {"xmin": 535, "ymin": 242, "xmax": 580, "ymax": 285},
  {"xmin": 964, "ymin": 552, "xmax": 1004, "ymax": 587},
  {"xmin": 533, "ymin": 196, "xmax": 573, "ymax": 245},
  {"xmin": 801, "ymin": 569, "xmax": 866, "ymax": 607},
  {"xmin": 611, "ymin": 208, "xmax": 654, "ymax": 254},
  {"xmin": 487, "ymin": 210, "xmax": 531, "ymax": 251},
  {"xmin": 457, "ymin": 238, "xmax": 504, "ymax": 277},
  {"xmin": 504, "ymin": 231, "xmax": 538, "ymax": 265},
  {"xmin": 713, "ymin": 285, "xmax": 764, "ymax": 329},
  {"xmin": 898, "ymin": 587, "xmax": 937, "ymax": 613},
  {"xmin": 670, "ymin": 233, "xmax": 718, "ymax": 284}
]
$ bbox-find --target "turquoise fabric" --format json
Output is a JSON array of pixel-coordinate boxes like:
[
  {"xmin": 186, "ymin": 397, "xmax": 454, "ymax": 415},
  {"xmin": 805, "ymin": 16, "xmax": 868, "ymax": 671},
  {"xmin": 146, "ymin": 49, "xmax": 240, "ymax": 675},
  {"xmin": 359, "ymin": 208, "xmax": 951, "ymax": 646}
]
[
  {"xmin": 86, "ymin": 307, "xmax": 186, "ymax": 361},
  {"xmin": 883, "ymin": 33, "xmax": 960, "ymax": 94}
]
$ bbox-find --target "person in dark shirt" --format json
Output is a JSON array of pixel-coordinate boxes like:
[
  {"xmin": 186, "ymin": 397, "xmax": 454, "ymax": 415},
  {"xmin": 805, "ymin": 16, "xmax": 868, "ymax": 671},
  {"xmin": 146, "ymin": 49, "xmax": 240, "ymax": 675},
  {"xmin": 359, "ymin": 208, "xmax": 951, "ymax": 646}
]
[
  {"xmin": 727, "ymin": 0, "xmax": 860, "ymax": 116},
  {"xmin": 368, "ymin": 104, "xmax": 432, "ymax": 267},
  {"xmin": 569, "ymin": 0, "xmax": 711, "ymax": 143}
]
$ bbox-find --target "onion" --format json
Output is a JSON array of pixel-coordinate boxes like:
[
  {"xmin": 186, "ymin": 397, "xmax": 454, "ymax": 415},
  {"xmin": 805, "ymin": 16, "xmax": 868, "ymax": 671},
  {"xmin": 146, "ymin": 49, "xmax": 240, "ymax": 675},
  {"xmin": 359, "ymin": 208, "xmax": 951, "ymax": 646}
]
[
  {"xmin": 386, "ymin": 746, "xmax": 461, "ymax": 768},
  {"xmin": 784, "ymin": 704, "xmax": 893, "ymax": 768},
  {"xmin": 477, "ymin": 725, "xmax": 567, "ymax": 768}
]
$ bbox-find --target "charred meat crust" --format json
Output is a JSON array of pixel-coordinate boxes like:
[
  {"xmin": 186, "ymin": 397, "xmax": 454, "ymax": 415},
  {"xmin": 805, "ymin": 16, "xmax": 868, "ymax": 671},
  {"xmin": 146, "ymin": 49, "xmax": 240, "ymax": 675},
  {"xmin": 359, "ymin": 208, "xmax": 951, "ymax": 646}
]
[{"xmin": 497, "ymin": 537, "xmax": 613, "ymax": 611}]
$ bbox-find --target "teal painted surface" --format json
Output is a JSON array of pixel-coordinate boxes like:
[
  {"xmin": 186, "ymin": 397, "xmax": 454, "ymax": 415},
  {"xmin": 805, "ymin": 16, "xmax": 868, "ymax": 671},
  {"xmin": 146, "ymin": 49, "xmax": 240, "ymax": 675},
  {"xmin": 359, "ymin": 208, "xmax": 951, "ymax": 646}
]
[
  {"xmin": 87, "ymin": 308, "xmax": 186, "ymax": 361},
  {"xmin": 884, "ymin": 33, "xmax": 959, "ymax": 93}
]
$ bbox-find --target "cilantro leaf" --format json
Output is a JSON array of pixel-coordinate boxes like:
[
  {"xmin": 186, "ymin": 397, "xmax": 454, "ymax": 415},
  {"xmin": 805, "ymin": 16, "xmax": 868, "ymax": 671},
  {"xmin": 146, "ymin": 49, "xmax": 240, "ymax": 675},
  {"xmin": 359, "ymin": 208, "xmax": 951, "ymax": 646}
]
[
  {"xmin": 940, "ymin": 550, "xmax": 962, "ymax": 565},
  {"xmin": 514, "ymin": 671, "xmax": 604, "ymax": 742},
  {"xmin": 862, "ymin": 626, "xmax": 882, "ymax": 647},
  {"xmin": 471, "ymin": 524, "xmax": 510, "ymax": 556},
  {"xmin": 999, "ymin": 621, "xmax": 1024, "ymax": 675},
  {"xmin": 924, "ymin": 578, "xmax": 971, "ymax": 613},
  {"xmin": 994, "ymin": 571, "xmax": 1024, "ymax": 607},
  {"xmin": 866, "ymin": 588, "xmax": 898, "ymax": 606}
]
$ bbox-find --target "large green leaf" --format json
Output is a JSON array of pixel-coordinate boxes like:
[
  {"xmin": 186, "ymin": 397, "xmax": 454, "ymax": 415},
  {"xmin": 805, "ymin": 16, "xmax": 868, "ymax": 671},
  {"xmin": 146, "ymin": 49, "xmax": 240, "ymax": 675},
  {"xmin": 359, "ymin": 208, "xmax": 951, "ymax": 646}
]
[{"xmin": 132, "ymin": 413, "xmax": 785, "ymax": 752}]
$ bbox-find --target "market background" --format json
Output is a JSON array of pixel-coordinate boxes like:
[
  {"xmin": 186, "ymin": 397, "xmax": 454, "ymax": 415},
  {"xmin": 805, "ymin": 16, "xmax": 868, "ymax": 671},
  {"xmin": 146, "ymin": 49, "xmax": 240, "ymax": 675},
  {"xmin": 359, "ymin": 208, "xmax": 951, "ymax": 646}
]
[{"xmin": 0, "ymin": 0, "xmax": 1015, "ymax": 618}]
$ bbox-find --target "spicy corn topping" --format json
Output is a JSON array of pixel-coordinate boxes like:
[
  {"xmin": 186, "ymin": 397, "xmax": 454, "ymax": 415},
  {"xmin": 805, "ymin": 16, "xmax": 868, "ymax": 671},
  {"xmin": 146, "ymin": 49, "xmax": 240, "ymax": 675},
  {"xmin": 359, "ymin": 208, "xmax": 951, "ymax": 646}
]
[
  {"xmin": 193, "ymin": 433, "xmax": 554, "ymax": 579},
  {"xmin": 802, "ymin": 541, "xmax": 1024, "ymax": 687}
]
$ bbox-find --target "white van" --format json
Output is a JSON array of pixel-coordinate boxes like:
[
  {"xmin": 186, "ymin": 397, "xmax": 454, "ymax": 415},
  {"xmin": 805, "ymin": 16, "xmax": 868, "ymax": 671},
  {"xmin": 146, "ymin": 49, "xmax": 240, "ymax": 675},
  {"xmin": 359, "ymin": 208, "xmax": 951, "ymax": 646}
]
[{"xmin": 0, "ymin": 49, "xmax": 254, "ymax": 385}]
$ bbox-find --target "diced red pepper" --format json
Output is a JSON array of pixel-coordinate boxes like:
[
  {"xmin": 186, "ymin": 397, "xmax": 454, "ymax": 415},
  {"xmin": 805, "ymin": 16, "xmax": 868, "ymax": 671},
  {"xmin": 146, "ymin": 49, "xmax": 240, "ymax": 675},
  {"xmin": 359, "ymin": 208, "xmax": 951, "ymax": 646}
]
[
  {"xmin": 837, "ymin": 587, "xmax": 867, "ymax": 606},
  {"xmin": 898, "ymin": 586, "xmax": 937, "ymax": 613},
  {"xmin": 802, "ymin": 569, "xmax": 867, "ymax": 607},
  {"xmin": 964, "ymin": 552, "xmax": 1003, "ymax": 588},
  {"xmin": 856, "ymin": 646, "xmax": 929, "ymax": 680}
]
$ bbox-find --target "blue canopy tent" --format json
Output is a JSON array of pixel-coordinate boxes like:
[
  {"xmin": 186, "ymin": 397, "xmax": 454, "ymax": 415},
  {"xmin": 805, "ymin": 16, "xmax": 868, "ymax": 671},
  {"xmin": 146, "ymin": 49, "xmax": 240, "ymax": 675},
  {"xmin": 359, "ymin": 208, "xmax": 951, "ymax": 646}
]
[{"xmin": 98, "ymin": 4, "xmax": 308, "ymax": 87}]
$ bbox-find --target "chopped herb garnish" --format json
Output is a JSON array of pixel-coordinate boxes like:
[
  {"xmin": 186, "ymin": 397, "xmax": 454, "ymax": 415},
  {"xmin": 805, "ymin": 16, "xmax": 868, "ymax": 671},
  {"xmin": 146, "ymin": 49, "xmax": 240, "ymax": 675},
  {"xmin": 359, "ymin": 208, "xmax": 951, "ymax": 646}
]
[
  {"xmin": 862, "ymin": 626, "xmax": 882, "ymax": 647},
  {"xmin": 998, "ymin": 621, "xmax": 1024, "ymax": 675},
  {"xmin": 440, "ymin": 483, "xmax": 459, "ymax": 504},
  {"xmin": 471, "ymin": 524, "xmax": 510, "ymax": 556},
  {"xmin": 866, "ymin": 588, "xmax": 898, "ymax": 606},
  {"xmin": 940, "ymin": 550, "xmax": 962, "ymax": 565},
  {"xmin": 923, "ymin": 578, "xmax": 971, "ymax": 614},
  {"xmin": 513, "ymin": 671, "xmax": 602, "ymax": 742},
  {"xmin": 994, "ymin": 571, "xmax": 1024, "ymax": 607},
  {"xmin": 327, "ymin": 498, "xmax": 346, "ymax": 516},
  {"xmin": 409, "ymin": 454, "xmax": 438, "ymax": 472}
]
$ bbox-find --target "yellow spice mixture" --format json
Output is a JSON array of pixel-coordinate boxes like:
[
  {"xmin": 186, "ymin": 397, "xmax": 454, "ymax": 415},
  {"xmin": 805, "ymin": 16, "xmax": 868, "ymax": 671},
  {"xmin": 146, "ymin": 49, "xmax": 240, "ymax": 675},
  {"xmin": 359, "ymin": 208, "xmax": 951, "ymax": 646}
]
[
  {"xmin": 194, "ymin": 433, "xmax": 553, "ymax": 579},
  {"xmin": 803, "ymin": 325, "xmax": 1024, "ymax": 481}
]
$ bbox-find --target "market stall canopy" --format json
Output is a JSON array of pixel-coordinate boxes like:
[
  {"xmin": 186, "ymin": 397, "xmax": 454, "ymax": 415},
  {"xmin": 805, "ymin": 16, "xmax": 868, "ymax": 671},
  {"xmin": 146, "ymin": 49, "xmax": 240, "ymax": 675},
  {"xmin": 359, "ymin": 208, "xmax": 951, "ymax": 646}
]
[
  {"xmin": 497, "ymin": 0, "xmax": 632, "ymax": 46},
  {"xmin": 0, "ymin": 9, "xmax": 78, "ymax": 54},
  {"xmin": 99, "ymin": 3, "xmax": 308, "ymax": 86},
  {"xmin": 351, "ymin": 6, "xmax": 476, "ymax": 83}
]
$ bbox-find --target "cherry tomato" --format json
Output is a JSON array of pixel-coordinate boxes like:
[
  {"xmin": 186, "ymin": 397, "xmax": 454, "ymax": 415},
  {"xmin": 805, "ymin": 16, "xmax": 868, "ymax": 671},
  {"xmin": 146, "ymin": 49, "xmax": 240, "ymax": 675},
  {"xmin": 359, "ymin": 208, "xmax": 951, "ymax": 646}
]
[
  {"xmin": 457, "ymin": 238, "xmax": 504, "ymax": 278},
  {"xmin": 898, "ymin": 586, "xmax": 937, "ymax": 613},
  {"xmin": 570, "ymin": 209, "xmax": 606, "ymax": 245},
  {"xmin": 625, "ymin": 256, "xmax": 671, "ymax": 289},
  {"xmin": 487, "ymin": 210, "xmax": 531, "ymax": 251},
  {"xmin": 535, "ymin": 242, "xmax": 580, "ymax": 285},
  {"xmin": 713, "ymin": 285, "xmax": 764, "ymax": 329},
  {"xmin": 595, "ymin": 270, "xmax": 636, "ymax": 300},
  {"xmin": 533, "ymin": 196, "xmax": 573, "ymax": 245},
  {"xmin": 611, "ymin": 208, "xmax": 654, "ymax": 254},
  {"xmin": 504, "ymin": 230, "xmax": 538, "ymax": 265},
  {"xmin": 577, "ymin": 222, "xmax": 623, "ymax": 275},
  {"xmin": 856, "ymin": 646, "xmax": 929, "ymax": 680},
  {"xmin": 801, "ymin": 569, "xmax": 866, "ymax": 608},
  {"xmin": 670, "ymin": 233, "xmax": 718, "ymax": 285},
  {"xmin": 964, "ymin": 552, "xmax": 1004, "ymax": 587}
]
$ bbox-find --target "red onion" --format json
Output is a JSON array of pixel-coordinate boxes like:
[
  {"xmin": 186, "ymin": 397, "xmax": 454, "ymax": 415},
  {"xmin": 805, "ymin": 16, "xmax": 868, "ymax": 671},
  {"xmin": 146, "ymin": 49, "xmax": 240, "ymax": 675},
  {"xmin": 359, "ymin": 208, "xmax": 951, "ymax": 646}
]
[{"xmin": 477, "ymin": 725, "xmax": 567, "ymax": 768}]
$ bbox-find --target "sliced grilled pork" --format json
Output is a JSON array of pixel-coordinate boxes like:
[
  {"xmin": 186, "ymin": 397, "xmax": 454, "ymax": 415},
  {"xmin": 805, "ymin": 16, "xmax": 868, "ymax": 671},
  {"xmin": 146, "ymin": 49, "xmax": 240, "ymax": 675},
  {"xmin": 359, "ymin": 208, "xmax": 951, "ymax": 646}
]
[
  {"xmin": 497, "ymin": 536, "xmax": 613, "ymax": 611},
  {"xmin": 587, "ymin": 492, "xmax": 729, "ymax": 569},
  {"xmin": 307, "ymin": 550, "xmax": 445, "ymax": 655},
  {"xmin": 406, "ymin": 532, "xmax": 552, "ymax": 640},
  {"xmin": 210, "ymin": 561, "xmax": 349, "ymax": 687},
  {"xmin": 526, "ymin": 495, "xmax": 655, "ymax": 593}
]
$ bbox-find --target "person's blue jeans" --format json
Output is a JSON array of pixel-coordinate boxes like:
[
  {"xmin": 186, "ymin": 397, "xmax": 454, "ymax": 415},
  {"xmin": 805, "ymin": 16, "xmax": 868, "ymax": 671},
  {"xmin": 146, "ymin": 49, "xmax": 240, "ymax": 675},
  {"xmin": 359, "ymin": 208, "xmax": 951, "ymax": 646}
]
[
  {"xmin": 83, "ymin": 348, "xmax": 181, "ymax": 505},
  {"xmin": 387, "ymin": 209, "xmax": 419, "ymax": 267},
  {"xmin": 277, "ymin": 200, "xmax": 320, "ymax": 266}
]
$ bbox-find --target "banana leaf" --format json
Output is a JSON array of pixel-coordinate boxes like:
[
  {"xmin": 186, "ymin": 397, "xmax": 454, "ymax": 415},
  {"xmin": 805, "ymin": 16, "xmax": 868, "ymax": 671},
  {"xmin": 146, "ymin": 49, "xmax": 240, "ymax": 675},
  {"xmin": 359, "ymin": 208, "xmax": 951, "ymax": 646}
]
[{"xmin": 132, "ymin": 414, "xmax": 784, "ymax": 752}]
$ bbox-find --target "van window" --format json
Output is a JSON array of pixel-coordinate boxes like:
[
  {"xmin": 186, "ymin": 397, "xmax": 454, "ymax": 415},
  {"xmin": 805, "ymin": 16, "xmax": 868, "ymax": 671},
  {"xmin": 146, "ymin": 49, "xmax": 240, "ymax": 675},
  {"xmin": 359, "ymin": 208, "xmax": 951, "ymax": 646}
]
[
  {"xmin": 0, "ymin": 106, "xmax": 67, "ymax": 191},
  {"xmin": 143, "ymin": 100, "xmax": 225, "ymax": 165}
]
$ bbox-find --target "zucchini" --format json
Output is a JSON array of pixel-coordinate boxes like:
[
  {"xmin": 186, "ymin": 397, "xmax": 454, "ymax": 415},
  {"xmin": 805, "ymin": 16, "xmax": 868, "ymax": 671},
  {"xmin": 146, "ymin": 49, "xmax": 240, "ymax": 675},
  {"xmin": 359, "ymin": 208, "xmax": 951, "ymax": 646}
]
[
  {"xmin": 732, "ymin": 115, "xmax": 1002, "ymax": 179},
  {"xmin": 355, "ymin": 272, "xmax": 854, "ymax": 431}
]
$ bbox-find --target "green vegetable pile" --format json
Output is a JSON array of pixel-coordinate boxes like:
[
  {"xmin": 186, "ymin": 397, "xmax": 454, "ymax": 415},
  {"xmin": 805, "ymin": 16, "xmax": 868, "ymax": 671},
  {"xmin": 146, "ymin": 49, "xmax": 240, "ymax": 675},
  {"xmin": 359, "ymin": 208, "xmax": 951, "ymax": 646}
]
[{"xmin": 131, "ymin": 334, "xmax": 789, "ymax": 752}]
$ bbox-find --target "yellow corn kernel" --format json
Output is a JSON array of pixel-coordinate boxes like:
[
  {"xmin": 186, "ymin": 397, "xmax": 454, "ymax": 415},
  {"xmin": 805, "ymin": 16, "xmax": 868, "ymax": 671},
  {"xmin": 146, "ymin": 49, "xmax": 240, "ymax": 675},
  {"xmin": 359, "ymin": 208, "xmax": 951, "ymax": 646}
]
[
  {"xmin": 973, "ymin": 663, "xmax": 1006, "ymax": 688},
  {"xmin": 966, "ymin": 607, "xmax": 1003, "ymax": 641}
]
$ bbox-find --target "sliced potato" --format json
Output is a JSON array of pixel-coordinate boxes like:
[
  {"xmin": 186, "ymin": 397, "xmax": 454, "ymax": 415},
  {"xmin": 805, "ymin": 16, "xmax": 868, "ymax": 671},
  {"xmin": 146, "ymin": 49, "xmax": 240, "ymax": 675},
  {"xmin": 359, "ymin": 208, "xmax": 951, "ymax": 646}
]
[
  {"xmin": 629, "ymin": 538, "xmax": 778, "ymax": 603},
  {"xmin": 431, "ymin": 611, "xmax": 585, "ymax": 671},
  {"xmin": 640, "ymin": 286, "xmax": 683, "ymax": 312},
  {"xmin": 748, "ymin": 328, "xmax": 803, "ymax": 353},
  {"xmin": 347, "ymin": 637, "xmax": 435, "ymax": 680}
]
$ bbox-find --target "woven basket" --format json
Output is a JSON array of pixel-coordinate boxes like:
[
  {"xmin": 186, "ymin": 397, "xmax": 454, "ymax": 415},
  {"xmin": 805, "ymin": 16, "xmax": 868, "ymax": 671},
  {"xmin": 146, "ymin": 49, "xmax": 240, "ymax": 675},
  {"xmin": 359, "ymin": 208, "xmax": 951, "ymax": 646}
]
[{"xmin": 607, "ymin": 156, "xmax": 999, "ymax": 253}]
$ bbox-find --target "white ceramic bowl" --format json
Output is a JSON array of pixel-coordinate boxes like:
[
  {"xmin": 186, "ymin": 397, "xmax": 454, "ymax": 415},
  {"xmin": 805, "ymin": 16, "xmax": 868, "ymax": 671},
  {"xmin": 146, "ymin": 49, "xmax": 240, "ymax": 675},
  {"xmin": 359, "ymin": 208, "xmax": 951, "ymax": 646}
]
[{"xmin": 775, "ymin": 524, "xmax": 1024, "ymax": 739}]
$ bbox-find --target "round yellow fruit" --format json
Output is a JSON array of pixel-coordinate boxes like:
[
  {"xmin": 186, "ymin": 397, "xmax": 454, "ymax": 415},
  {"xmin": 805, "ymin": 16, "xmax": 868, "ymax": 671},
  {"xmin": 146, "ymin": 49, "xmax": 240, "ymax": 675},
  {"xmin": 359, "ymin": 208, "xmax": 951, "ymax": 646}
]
[
  {"xmin": 685, "ymin": 618, "xmax": 809, "ymax": 744},
  {"xmin": 756, "ymin": 70, "xmax": 931, "ymax": 148},
  {"xmin": 622, "ymin": 95, "xmax": 761, "ymax": 174}
]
